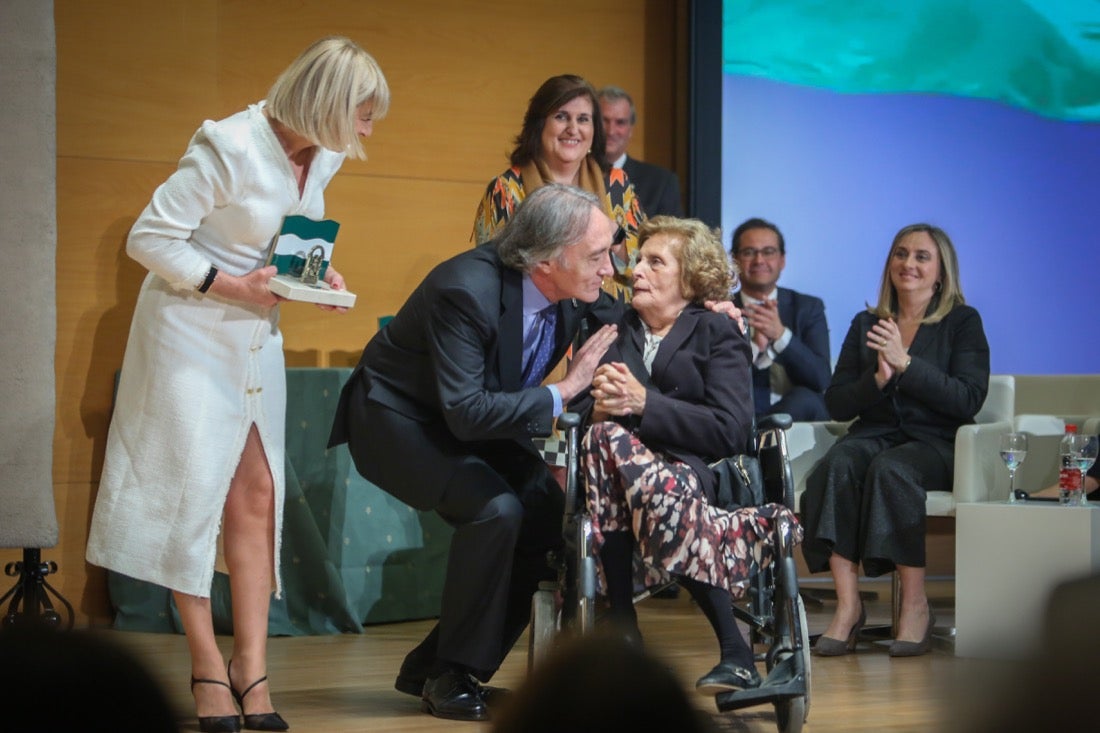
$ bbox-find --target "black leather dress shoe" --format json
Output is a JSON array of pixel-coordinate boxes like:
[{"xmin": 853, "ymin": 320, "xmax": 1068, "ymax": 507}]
[
  {"xmin": 695, "ymin": 662, "xmax": 762, "ymax": 695},
  {"xmin": 421, "ymin": 670, "xmax": 489, "ymax": 721},
  {"xmin": 397, "ymin": 672, "xmax": 508, "ymax": 705}
]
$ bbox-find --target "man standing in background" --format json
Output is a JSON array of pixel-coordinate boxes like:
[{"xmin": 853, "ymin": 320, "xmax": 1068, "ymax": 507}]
[{"xmin": 598, "ymin": 86, "xmax": 683, "ymax": 217}]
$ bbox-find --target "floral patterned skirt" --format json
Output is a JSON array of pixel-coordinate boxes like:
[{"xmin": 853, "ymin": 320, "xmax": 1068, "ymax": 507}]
[{"xmin": 582, "ymin": 421, "xmax": 803, "ymax": 598}]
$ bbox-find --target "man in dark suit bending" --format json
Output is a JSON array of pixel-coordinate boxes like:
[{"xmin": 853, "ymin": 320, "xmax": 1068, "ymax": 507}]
[
  {"xmin": 598, "ymin": 85, "xmax": 683, "ymax": 217},
  {"xmin": 329, "ymin": 184, "xmax": 620, "ymax": 722},
  {"xmin": 731, "ymin": 217, "xmax": 832, "ymax": 421}
]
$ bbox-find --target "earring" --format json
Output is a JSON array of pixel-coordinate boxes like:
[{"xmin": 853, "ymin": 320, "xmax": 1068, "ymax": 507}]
[{"xmin": 934, "ymin": 281, "xmax": 942, "ymax": 292}]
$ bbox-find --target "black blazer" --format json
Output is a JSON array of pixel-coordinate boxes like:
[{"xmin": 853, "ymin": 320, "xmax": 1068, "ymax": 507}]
[
  {"xmin": 331, "ymin": 243, "xmax": 620, "ymax": 445},
  {"xmin": 622, "ymin": 156, "xmax": 683, "ymax": 218},
  {"xmin": 577, "ymin": 304, "xmax": 754, "ymax": 503},
  {"xmin": 734, "ymin": 287, "xmax": 832, "ymax": 393},
  {"xmin": 826, "ymin": 304, "xmax": 990, "ymax": 472}
]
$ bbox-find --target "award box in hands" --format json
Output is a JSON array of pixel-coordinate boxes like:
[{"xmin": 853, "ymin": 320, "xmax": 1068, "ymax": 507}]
[{"xmin": 265, "ymin": 215, "xmax": 357, "ymax": 307}]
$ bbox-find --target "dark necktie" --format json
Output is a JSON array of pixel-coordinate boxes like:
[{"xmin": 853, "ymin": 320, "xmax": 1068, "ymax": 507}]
[{"xmin": 522, "ymin": 305, "xmax": 558, "ymax": 388}]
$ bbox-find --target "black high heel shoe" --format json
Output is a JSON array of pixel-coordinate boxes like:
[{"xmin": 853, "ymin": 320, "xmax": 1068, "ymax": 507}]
[
  {"xmin": 228, "ymin": 661, "xmax": 290, "ymax": 731},
  {"xmin": 190, "ymin": 677, "xmax": 242, "ymax": 733},
  {"xmin": 812, "ymin": 602, "xmax": 867, "ymax": 656}
]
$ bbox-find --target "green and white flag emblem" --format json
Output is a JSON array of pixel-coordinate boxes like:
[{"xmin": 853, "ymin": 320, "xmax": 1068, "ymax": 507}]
[{"xmin": 267, "ymin": 215, "xmax": 340, "ymax": 279}]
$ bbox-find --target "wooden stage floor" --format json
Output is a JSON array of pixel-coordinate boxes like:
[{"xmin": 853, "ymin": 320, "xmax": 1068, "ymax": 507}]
[{"xmin": 88, "ymin": 579, "xmax": 1029, "ymax": 733}]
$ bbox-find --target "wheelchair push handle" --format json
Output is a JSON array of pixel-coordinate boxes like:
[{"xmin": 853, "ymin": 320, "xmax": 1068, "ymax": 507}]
[
  {"xmin": 556, "ymin": 412, "xmax": 582, "ymax": 431},
  {"xmin": 757, "ymin": 413, "xmax": 793, "ymax": 432}
]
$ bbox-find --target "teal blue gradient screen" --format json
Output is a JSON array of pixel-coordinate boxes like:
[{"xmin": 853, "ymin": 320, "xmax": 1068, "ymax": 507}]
[{"xmin": 720, "ymin": 0, "xmax": 1100, "ymax": 374}]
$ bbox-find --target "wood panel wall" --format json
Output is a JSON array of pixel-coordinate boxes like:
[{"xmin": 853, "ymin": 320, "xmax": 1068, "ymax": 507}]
[{"xmin": 5, "ymin": 0, "xmax": 684, "ymax": 626}]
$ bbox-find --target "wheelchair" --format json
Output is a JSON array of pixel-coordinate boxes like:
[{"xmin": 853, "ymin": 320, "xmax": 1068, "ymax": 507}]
[{"xmin": 529, "ymin": 412, "xmax": 811, "ymax": 733}]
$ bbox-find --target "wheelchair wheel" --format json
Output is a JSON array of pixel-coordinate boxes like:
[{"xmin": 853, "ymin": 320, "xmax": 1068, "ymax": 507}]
[
  {"xmin": 767, "ymin": 593, "xmax": 811, "ymax": 731},
  {"xmin": 528, "ymin": 585, "xmax": 559, "ymax": 671},
  {"xmin": 775, "ymin": 694, "xmax": 805, "ymax": 733}
]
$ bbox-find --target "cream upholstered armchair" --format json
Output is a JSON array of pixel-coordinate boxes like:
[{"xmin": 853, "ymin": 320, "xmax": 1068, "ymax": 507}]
[
  {"xmin": 787, "ymin": 374, "xmax": 1015, "ymax": 513},
  {"xmin": 784, "ymin": 374, "xmax": 1016, "ymax": 639}
]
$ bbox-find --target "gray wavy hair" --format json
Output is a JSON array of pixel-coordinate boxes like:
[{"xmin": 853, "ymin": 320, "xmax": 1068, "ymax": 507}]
[{"xmin": 495, "ymin": 184, "xmax": 603, "ymax": 272}]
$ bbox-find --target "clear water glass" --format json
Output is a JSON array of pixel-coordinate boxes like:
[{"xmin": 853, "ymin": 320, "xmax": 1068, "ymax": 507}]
[
  {"xmin": 1071, "ymin": 434, "xmax": 1098, "ymax": 506},
  {"xmin": 1000, "ymin": 432, "xmax": 1028, "ymax": 504}
]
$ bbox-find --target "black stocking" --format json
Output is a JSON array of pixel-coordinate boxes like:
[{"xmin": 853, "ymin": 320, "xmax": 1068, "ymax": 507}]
[
  {"xmin": 679, "ymin": 576, "xmax": 754, "ymax": 668},
  {"xmin": 598, "ymin": 531, "xmax": 638, "ymax": 629}
]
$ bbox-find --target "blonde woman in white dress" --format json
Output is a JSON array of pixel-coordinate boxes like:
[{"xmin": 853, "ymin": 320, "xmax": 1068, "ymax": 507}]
[{"xmin": 86, "ymin": 37, "xmax": 389, "ymax": 733}]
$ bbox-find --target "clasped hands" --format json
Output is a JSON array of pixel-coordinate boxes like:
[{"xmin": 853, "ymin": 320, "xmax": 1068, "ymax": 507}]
[
  {"xmin": 591, "ymin": 362, "xmax": 646, "ymax": 420},
  {"xmin": 866, "ymin": 317, "xmax": 909, "ymax": 387}
]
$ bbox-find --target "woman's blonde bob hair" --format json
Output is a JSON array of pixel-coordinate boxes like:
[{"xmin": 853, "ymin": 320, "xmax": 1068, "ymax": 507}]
[
  {"xmin": 870, "ymin": 223, "xmax": 965, "ymax": 324},
  {"xmin": 265, "ymin": 36, "xmax": 390, "ymax": 161},
  {"xmin": 637, "ymin": 216, "xmax": 736, "ymax": 304}
]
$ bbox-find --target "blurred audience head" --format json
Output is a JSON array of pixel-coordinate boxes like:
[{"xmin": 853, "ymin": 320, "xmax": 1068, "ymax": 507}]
[
  {"xmin": 0, "ymin": 625, "xmax": 179, "ymax": 732},
  {"xmin": 491, "ymin": 631, "xmax": 717, "ymax": 733}
]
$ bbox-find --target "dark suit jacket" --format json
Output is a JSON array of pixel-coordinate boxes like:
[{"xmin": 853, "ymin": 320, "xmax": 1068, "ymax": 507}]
[
  {"xmin": 577, "ymin": 304, "xmax": 754, "ymax": 503},
  {"xmin": 826, "ymin": 304, "xmax": 990, "ymax": 472},
  {"xmin": 734, "ymin": 287, "xmax": 832, "ymax": 394},
  {"xmin": 329, "ymin": 243, "xmax": 619, "ymax": 507},
  {"xmin": 622, "ymin": 156, "xmax": 683, "ymax": 218}
]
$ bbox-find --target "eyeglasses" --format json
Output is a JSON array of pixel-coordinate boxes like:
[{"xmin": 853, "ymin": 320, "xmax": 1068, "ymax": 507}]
[{"xmin": 735, "ymin": 246, "xmax": 780, "ymax": 259}]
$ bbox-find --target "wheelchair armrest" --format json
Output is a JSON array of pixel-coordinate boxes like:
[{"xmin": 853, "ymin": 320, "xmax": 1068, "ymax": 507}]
[{"xmin": 757, "ymin": 413, "xmax": 793, "ymax": 432}]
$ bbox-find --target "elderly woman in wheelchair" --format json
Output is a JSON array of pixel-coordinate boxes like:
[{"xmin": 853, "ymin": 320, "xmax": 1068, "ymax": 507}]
[{"xmin": 575, "ymin": 216, "xmax": 803, "ymax": 694}]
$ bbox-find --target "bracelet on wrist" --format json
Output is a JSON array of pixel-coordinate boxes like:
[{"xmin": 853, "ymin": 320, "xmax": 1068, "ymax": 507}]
[{"xmin": 197, "ymin": 265, "xmax": 218, "ymax": 294}]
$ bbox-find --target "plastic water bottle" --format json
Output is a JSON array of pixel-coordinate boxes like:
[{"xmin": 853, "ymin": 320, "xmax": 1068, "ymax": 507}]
[{"xmin": 1059, "ymin": 424, "xmax": 1082, "ymax": 506}]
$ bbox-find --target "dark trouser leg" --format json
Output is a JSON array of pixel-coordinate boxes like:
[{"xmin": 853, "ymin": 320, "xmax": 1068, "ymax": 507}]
[
  {"xmin": 860, "ymin": 441, "xmax": 946, "ymax": 577},
  {"xmin": 768, "ymin": 385, "xmax": 829, "ymax": 422},
  {"xmin": 799, "ymin": 437, "xmax": 885, "ymax": 573},
  {"xmin": 679, "ymin": 576, "xmax": 754, "ymax": 668},
  {"xmin": 345, "ymin": 396, "xmax": 527, "ymax": 678}
]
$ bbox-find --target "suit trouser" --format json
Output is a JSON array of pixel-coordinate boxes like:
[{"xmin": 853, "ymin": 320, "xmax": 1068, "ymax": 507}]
[
  {"xmin": 766, "ymin": 385, "xmax": 829, "ymax": 422},
  {"xmin": 343, "ymin": 391, "xmax": 562, "ymax": 679}
]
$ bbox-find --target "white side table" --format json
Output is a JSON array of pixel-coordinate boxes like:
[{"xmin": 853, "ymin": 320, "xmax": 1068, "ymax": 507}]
[{"xmin": 955, "ymin": 501, "xmax": 1100, "ymax": 658}]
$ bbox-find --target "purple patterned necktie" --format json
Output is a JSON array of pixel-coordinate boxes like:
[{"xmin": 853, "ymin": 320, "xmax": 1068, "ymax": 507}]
[{"xmin": 522, "ymin": 305, "xmax": 558, "ymax": 388}]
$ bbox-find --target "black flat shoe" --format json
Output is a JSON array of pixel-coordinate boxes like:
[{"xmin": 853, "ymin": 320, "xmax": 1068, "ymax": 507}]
[
  {"xmin": 889, "ymin": 604, "xmax": 936, "ymax": 657},
  {"xmin": 228, "ymin": 662, "xmax": 289, "ymax": 731},
  {"xmin": 813, "ymin": 602, "xmax": 867, "ymax": 657},
  {"xmin": 421, "ymin": 669, "xmax": 489, "ymax": 721},
  {"xmin": 191, "ymin": 677, "xmax": 242, "ymax": 733},
  {"xmin": 695, "ymin": 662, "xmax": 762, "ymax": 695}
]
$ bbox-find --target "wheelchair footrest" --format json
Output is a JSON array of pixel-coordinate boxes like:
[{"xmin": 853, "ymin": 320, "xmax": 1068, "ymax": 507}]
[{"xmin": 713, "ymin": 656, "xmax": 806, "ymax": 712}]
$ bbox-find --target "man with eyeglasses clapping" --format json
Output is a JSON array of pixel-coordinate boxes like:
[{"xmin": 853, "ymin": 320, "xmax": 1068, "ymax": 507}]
[{"xmin": 731, "ymin": 218, "xmax": 832, "ymax": 422}]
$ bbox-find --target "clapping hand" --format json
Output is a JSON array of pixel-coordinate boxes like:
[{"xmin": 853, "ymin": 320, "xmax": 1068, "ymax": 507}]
[
  {"xmin": 743, "ymin": 299, "xmax": 785, "ymax": 344},
  {"xmin": 867, "ymin": 318, "xmax": 908, "ymax": 387}
]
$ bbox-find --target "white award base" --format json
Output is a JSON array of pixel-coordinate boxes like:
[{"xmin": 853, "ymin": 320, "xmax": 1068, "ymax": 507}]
[{"xmin": 269, "ymin": 274, "xmax": 357, "ymax": 307}]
